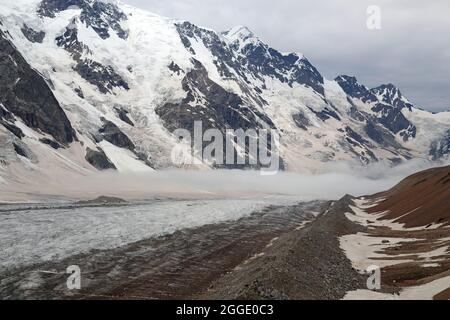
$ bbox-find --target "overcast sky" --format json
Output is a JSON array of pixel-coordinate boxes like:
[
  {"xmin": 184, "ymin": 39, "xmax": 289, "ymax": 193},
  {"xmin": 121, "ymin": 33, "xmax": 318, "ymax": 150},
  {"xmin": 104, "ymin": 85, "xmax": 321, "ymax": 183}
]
[{"xmin": 125, "ymin": 0, "xmax": 449, "ymax": 112}]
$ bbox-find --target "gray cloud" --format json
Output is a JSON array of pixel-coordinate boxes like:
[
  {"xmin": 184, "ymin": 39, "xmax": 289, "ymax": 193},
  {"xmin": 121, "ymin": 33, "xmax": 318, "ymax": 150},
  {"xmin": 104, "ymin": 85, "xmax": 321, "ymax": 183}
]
[{"xmin": 125, "ymin": 0, "xmax": 450, "ymax": 112}]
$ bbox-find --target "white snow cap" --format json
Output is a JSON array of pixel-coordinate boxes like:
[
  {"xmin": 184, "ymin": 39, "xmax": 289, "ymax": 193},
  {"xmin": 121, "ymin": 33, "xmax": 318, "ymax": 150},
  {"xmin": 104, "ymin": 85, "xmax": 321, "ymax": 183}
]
[
  {"xmin": 225, "ymin": 25, "xmax": 256, "ymax": 42},
  {"xmin": 98, "ymin": 0, "xmax": 123, "ymax": 5},
  {"xmin": 222, "ymin": 25, "xmax": 262, "ymax": 51}
]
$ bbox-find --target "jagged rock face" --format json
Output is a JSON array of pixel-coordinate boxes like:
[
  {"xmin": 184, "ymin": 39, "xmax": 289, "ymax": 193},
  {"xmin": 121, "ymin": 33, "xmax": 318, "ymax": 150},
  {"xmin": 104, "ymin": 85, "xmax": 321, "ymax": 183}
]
[
  {"xmin": 335, "ymin": 75, "xmax": 378, "ymax": 103},
  {"xmin": 339, "ymin": 126, "xmax": 378, "ymax": 165},
  {"xmin": 336, "ymin": 75, "xmax": 417, "ymax": 141},
  {"xmin": 21, "ymin": 24, "xmax": 45, "ymax": 43},
  {"xmin": 176, "ymin": 22, "xmax": 243, "ymax": 81},
  {"xmin": 363, "ymin": 120, "xmax": 403, "ymax": 150},
  {"xmin": 157, "ymin": 60, "xmax": 271, "ymax": 134},
  {"xmin": 12, "ymin": 141, "xmax": 34, "ymax": 159},
  {"xmin": 309, "ymin": 107, "xmax": 341, "ymax": 122},
  {"xmin": 345, "ymin": 126, "xmax": 370, "ymax": 146},
  {"xmin": 168, "ymin": 61, "xmax": 183, "ymax": 76},
  {"xmin": 240, "ymin": 44, "xmax": 324, "ymax": 95},
  {"xmin": 370, "ymin": 84, "xmax": 417, "ymax": 140},
  {"xmin": 73, "ymin": 58, "xmax": 129, "ymax": 94},
  {"xmin": 38, "ymin": 0, "xmax": 128, "ymax": 39},
  {"xmin": 371, "ymin": 84, "xmax": 414, "ymax": 111},
  {"xmin": 10, "ymin": 138, "xmax": 38, "ymax": 162},
  {"xmin": 55, "ymin": 23, "xmax": 91, "ymax": 60},
  {"xmin": 55, "ymin": 23, "xmax": 128, "ymax": 94},
  {"xmin": 114, "ymin": 107, "xmax": 134, "ymax": 126},
  {"xmin": 288, "ymin": 57, "xmax": 324, "ymax": 95},
  {"xmin": 292, "ymin": 112, "xmax": 311, "ymax": 130},
  {"xmin": 364, "ymin": 121, "xmax": 389, "ymax": 145},
  {"xmin": 1, "ymin": 121, "xmax": 24, "ymax": 139},
  {"xmin": 0, "ymin": 30, "xmax": 74, "ymax": 144},
  {"xmin": 39, "ymin": 138, "xmax": 61, "ymax": 149},
  {"xmin": 13, "ymin": 142, "xmax": 27, "ymax": 157},
  {"xmin": 156, "ymin": 60, "xmax": 278, "ymax": 168},
  {"xmin": 98, "ymin": 118, "xmax": 135, "ymax": 151},
  {"xmin": 0, "ymin": 105, "xmax": 24, "ymax": 138},
  {"xmin": 223, "ymin": 26, "xmax": 324, "ymax": 95},
  {"xmin": 0, "ymin": 104, "xmax": 13, "ymax": 121},
  {"xmin": 371, "ymin": 103, "xmax": 417, "ymax": 140},
  {"xmin": 177, "ymin": 22, "xmax": 324, "ymax": 96},
  {"xmin": 85, "ymin": 147, "xmax": 116, "ymax": 170},
  {"xmin": 430, "ymin": 130, "xmax": 450, "ymax": 160}
]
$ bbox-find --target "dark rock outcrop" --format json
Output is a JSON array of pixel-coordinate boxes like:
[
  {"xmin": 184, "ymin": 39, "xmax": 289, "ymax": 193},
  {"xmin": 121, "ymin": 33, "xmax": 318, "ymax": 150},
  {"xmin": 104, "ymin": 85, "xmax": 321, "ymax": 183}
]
[
  {"xmin": 345, "ymin": 126, "xmax": 370, "ymax": 146},
  {"xmin": 156, "ymin": 60, "xmax": 280, "ymax": 169},
  {"xmin": 85, "ymin": 147, "xmax": 116, "ymax": 170},
  {"xmin": 98, "ymin": 118, "xmax": 135, "ymax": 151},
  {"xmin": 156, "ymin": 60, "xmax": 271, "ymax": 134},
  {"xmin": 335, "ymin": 75, "xmax": 378, "ymax": 103},
  {"xmin": 371, "ymin": 84, "xmax": 414, "ymax": 111},
  {"xmin": 55, "ymin": 23, "xmax": 91, "ymax": 60},
  {"xmin": 135, "ymin": 151, "xmax": 153, "ymax": 168},
  {"xmin": 168, "ymin": 61, "xmax": 183, "ymax": 76},
  {"xmin": 55, "ymin": 24, "xmax": 128, "ymax": 94},
  {"xmin": 241, "ymin": 42, "xmax": 324, "ymax": 94},
  {"xmin": 73, "ymin": 59, "xmax": 129, "ymax": 94},
  {"xmin": 371, "ymin": 103, "xmax": 417, "ymax": 140},
  {"xmin": 39, "ymin": 138, "xmax": 61, "ymax": 149},
  {"xmin": 1, "ymin": 121, "xmax": 24, "ymax": 139},
  {"xmin": 0, "ymin": 30, "xmax": 74, "ymax": 144},
  {"xmin": 176, "ymin": 22, "xmax": 238, "ymax": 79},
  {"xmin": 114, "ymin": 107, "xmax": 134, "ymax": 126},
  {"xmin": 223, "ymin": 26, "xmax": 324, "ymax": 95},
  {"xmin": 74, "ymin": 87, "xmax": 84, "ymax": 99},
  {"xmin": 336, "ymin": 76, "xmax": 417, "ymax": 141},
  {"xmin": 38, "ymin": 0, "xmax": 128, "ymax": 40},
  {"xmin": 0, "ymin": 103, "xmax": 13, "ymax": 121},
  {"xmin": 177, "ymin": 22, "xmax": 324, "ymax": 95},
  {"xmin": 364, "ymin": 120, "xmax": 402, "ymax": 149},
  {"xmin": 20, "ymin": 24, "xmax": 45, "ymax": 43},
  {"xmin": 292, "ymin": 112, "xmax": 311, "ymax": 130},
  {"xmin": 309, "ymin": 107, "xmax": 341, "ymax": 122},
  {"xmin": 13, "ymin": 142, "xmax": 28, "ymax": 158},
  {"xmin": 12, "ymin": 141, "xmax": 36, "ymax": 161},
  {"xmin": 0, "ymin": 105, "xmax": 24, "ymax": 138}
]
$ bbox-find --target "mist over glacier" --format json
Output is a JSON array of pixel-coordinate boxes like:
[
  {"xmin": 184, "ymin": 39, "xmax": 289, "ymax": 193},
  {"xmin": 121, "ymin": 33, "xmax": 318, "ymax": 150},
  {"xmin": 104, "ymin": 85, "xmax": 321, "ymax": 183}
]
[{"xmin": 2, "ymin": 158, "xmax": 443, "ymax": 202}]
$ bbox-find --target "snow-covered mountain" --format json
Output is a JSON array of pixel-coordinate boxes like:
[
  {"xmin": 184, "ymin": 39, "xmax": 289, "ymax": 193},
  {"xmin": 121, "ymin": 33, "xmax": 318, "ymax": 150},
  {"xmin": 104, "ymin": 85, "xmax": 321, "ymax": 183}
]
[{"xmin": 1, "ymin": 0, "xmax": 449, "ymax": 184}]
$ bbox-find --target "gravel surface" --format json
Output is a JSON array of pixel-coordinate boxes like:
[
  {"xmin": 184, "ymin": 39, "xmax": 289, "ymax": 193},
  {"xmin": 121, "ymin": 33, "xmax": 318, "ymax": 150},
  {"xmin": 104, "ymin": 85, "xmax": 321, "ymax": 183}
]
[
  {"xmin": 0, "ymin": 201, "xmax": 326, "ymax": 299},
  {"xmin": 202, "ymin": 196, "xmax": 367, "ymax": 300}
]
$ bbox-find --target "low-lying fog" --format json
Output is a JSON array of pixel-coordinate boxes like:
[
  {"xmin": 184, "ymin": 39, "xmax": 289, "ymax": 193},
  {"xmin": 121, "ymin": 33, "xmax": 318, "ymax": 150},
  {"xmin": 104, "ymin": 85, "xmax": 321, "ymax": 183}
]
[{"xmin": 1, "ymin": 159, "xmax": 444, "ymax": 203}]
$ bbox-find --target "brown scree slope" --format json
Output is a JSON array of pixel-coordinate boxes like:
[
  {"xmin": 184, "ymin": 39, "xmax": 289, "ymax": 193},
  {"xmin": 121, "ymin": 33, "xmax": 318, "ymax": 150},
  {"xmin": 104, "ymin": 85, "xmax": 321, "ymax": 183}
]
[{"xmin": 368, "ymin": 165, "xmax": 450, "ymax": 228}]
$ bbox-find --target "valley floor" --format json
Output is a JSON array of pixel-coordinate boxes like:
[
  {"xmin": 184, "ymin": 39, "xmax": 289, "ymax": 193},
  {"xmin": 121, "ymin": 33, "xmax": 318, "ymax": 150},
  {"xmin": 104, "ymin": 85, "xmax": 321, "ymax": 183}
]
[
  {"xmin": 0, "ymin": 198, "xmax": 323, "ymax": 299},
  {"xmin": 0, "ymin": 196, "xmax": 448, "ymax": 300}
]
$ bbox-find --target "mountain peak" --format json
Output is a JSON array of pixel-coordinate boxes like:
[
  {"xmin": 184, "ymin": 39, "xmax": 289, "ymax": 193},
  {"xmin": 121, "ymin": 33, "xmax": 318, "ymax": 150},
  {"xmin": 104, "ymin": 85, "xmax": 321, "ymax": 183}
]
[
  {"xmin": 222, "ymin": 26, "xmax": 259, "ymax": 49},
  {"xmin": 335, "ymin": 75, "xmax": 358, "ymax": 83},
  {"xmin": 371, "ymin": 83, "xmax": 413, "ymax": 110},
  {"xmin": 335, "ymin": 75, "xmax": 361, "ymax": 88},
  {"xmin": 1, "ymin": 0, "xmax": 448, "ymax": 178},
  {"xmin": 335, "ymin": 75, "xmax": 378, "ymax": 103},
  {"xmin": 372, "ymin": 83, "xmax": 399, "ymax": 94},
  {"xmin": 223, "ymin": 26, "xmax": 255, "ymax": 41}
]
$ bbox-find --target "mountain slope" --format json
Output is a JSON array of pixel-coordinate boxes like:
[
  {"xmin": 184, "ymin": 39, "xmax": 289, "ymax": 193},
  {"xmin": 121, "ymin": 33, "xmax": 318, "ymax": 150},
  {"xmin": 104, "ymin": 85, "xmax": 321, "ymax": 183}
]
[
  {"xmin": 0, "ymin": 0, "xmax": 450, "ymax": 186},
  {"xmin": 367, "ymin": 165, "xmax": 450, "ymax": 228},
  {"xmin": 341, "ymin": 165, "xmax": 450, "ymax": 299}
]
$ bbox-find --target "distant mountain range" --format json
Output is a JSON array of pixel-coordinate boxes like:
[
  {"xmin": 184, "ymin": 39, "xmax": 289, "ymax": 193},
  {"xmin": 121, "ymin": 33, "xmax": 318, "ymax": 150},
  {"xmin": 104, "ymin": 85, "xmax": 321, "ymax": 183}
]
[{"xmin": 1, "ymin": 0, "xmax": 450, "ymax": 183}]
